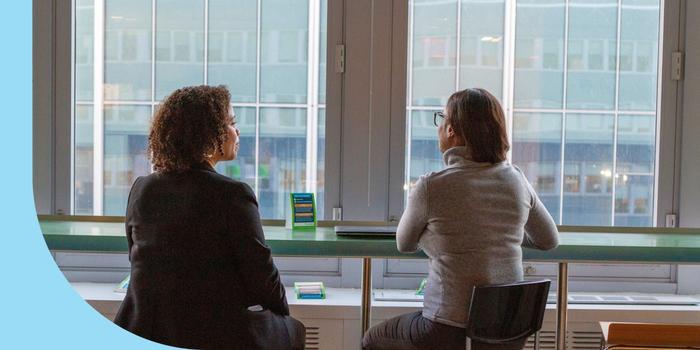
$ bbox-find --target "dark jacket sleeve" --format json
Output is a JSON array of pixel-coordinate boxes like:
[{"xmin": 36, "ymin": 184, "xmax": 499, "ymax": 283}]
[
  {"xmin": 229, "ymin": 183, "xmax": 289, "ymax": 316},
  {"xmin": 124, "ymin": 176, "xmax": 142, "ymax": 262}
]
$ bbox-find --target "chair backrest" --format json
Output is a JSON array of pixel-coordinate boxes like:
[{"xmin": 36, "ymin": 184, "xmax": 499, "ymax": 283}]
[{"xmin": 466, "ymin": 279, "xmax": 551, "ymax": 344}]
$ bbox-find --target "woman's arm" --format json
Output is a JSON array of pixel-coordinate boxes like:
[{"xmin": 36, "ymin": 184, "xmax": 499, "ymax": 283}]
[
  {"xmin": 229, "ymin": 183, "xmax": 289, "ymax": 315},
  {"xmin": 523, "ymin": 195, "xmax": 559, "ymax": 250},
  {"xmin": 124, "ymin": 176, "xmax": 142, "ymax": 262},
  {"xmin": 396, "ymin": 177, "xmax": 429, "ymax": 252},
  {"xmin": 519, "ymin": 173, "xmax": 559, "ymax": 250}
]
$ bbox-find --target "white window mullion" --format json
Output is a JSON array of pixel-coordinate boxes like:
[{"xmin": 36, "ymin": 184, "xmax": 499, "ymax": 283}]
[
  {"xmin": 404, "ymin": 0, "xmax": 415, "ymax": 194},
  {"xmin": 503, "ymin": 0, "xmax": 516, "ymax": 162},
  {"xmin": 559, "ymin": 0, "xmax": 571, "ymax": 225},
  {"xmin": 254, "ymin": 0, "xmax": 261, "ymax": 196},
  {"xmin": 455, "ymin": 0, "xmax": 462, "ymax": 92},
  {"xmin": 305, "ymin": 0, "xmax": 320, "ymax": 195},
  {"xmin": 651, "ymin": 0, "xmax": 666, "ymax": 227},
  {"xmin": 150, "ymin": 0, "xmax": 156, "ymax": 174},
  {"xmin": 203, "ymin": 0, "xmax": 209, "ymax": 84},
  {"xmin": 92, "ymin": 0, "xmax": 105, "ymax": 215},
  {"xmin": 612, "ymin": 0, "xmax": 623, "ymax": 225}
]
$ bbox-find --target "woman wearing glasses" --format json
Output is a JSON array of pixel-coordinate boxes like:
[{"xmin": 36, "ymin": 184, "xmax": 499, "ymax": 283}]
[
  {"xmin": 114, "ymin": 85, "xmax": 305, "ymax": 349},
  {"xmin": 362, "ymin": 88, "xmax": 559, "ymax": 350}
]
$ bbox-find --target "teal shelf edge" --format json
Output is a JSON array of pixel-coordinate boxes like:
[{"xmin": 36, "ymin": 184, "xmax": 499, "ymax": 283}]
[{"xmin": 39, "ymin": 219, "xmax": 700, "ymax": 263}]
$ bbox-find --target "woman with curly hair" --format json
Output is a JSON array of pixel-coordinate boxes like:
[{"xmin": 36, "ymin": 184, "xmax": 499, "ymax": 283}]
[{"xmin": 114, "ymin": 85, "xmax": 305, "ymax": 349}]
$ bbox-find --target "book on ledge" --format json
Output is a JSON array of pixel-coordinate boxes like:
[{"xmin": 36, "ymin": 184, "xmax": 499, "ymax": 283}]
[{"xmin": 294, "ymin": 282, "xmax": 326, "ymax": 299}]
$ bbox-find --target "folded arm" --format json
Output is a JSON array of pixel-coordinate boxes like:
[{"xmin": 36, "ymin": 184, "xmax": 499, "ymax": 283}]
[
  {"xmin": 396, "ymin": 177, "xmax": 429, "ymax": 252},
  {"xmin": 521, "ymin": 175, "xmax": 559, "ymax": 251},
  {"xmin": 230, "ymin": 183, "xmax": 289, "ymax": 315}
]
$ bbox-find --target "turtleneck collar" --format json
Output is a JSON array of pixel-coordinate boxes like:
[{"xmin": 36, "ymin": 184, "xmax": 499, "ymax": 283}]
[{"xmin": 442, "ymin": 146, "xmax": 496, "ymax": 169}]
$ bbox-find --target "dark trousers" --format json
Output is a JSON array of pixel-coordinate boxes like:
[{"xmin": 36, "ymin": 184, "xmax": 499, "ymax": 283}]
[
  {"xmin": 362, "ymin": 311, "xmax": 466, "ymax": 350},
  {"xmin": 361, "ymin": 311, "xmax": 528, "ymax": 350}
]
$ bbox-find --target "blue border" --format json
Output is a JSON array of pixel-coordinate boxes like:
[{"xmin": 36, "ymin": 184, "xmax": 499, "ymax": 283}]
[{"xmin": 0, "ymin": 2, "xmax": 167, "ymax": 348}]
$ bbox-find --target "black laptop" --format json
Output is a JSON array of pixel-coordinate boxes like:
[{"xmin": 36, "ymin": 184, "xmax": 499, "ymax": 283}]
[{"xmin": 334, "ymin": 225, "xmax": 397, "ymax": 237}]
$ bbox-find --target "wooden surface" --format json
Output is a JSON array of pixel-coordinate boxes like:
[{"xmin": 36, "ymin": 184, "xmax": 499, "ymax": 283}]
[{"xmin": 600, "ymin": 322, "xmax": 700, "ymax": 348}]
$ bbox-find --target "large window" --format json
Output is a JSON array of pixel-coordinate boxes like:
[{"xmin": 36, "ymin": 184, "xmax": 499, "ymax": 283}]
[
  {"xmin": 406, "ymin": 0, "xmax": 659, "ymax": 226},
  {"xmin": 73, "ymin": 0, "xmax": 326, "ymax": 218}
]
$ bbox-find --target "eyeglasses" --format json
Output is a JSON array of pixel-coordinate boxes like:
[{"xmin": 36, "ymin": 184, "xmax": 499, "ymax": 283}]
[{"xmin": 433, "ymin": 111, "xmax": 446, "ymax": 127}]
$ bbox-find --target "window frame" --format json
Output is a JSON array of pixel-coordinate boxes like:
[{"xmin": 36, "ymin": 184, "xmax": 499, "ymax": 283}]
[
  {"xmin": 34, "ymin": 0, "xmax": 695, "ymax": 292},
  {"xmin": 67, "ymin": 0, "xmax": 332, "ymax": 218}
]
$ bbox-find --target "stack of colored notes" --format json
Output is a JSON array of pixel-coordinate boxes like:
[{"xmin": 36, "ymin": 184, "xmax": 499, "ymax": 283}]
[{"xmin": 294, "ymin": 282, "xmax": 326, "ymax": 299}]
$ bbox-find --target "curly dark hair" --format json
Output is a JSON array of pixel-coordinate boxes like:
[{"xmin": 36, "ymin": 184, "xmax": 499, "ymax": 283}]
[{"xmin": 148, "ymin": 85, "xmax": 232, "ymax": 172}]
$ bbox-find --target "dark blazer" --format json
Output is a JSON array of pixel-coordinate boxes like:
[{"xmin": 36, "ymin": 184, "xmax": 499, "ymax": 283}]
[{"xmin": 114, "ymin": 162, "xmax": 290, "ymax": 349}]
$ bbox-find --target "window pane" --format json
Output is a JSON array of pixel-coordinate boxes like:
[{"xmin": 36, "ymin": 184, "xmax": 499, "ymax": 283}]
[
  {"xmin": 514, "ymin": 0, "xmax": 565, "ymax": 108},
  {"xmin": 408, "ymin": 110, "xmax": 442, "ymax": 186},
  {"xmin": 562, "ymin": 114, "xmax": 614, "ymax": 225},
  {"xmin": 615, "ymin": 174, "xmax": 653, "ymax": 226},
  {"xmin": 566, "ymin": 0, "xmax": 617, "ymax": 110},
  {"xmin": 207, "ymin": 0, "xmax": 257, "ymax": 103},
  {"xmin": 104, "ymin": 0, "xmax": 151, "ymax": 101},
  {"xmin": 260, "ymin": 0, "xmax": 308, "ymax": 103},
  {"xmin": 512, "ymin": 113, "xmax": 562, "ymax": 223},
  {"xmin": 618, "ymin": 0, "xmax": 659, "ymax": 111},
  {"xmin": 104, "ymin": 105, "xmax": 151, "ymax": 215},
  {"xmin": 75, "ymin": 105, "xmax": 94, "ymax": 215},
  {"xmin": 215, "ymin": 107, "xmax": 256, "ymax": 189},
  {"xmin": 259, "ymin": 108, "xmax": 307, "ymax": 219},
  {"xmin": 155, "ymin": 0, "xmax": 204, "ymax": 100},
  {"xmin": 617, "ymin": 115, "xmax": 655, "ymax": 174},
  {"xmin": 75, "ymin": 0, "xmax": 94, "ymax": 101},
  {"xmin": 615, "ymin": 115, "xmax": 654, "ymax": 222},
  {"xmin": 411, "ymin": 0, "xmax": 457, "ymax": 106},
  {"xmin": 459, "ymin": 0, "xmax": 504, "ymax": 98}
]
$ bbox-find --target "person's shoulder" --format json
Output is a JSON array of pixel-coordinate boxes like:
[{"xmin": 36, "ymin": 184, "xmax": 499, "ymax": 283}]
[
  {"xmin": 202, "ymin": 171, "xmax": 255, "ymax": 195},
  {"xmin": 503, "ymin": 163, "xmax": 531, "ymax": 183}
]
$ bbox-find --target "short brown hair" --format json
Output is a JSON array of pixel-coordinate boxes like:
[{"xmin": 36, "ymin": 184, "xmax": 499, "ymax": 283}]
[
  {"xmin": 445, "ymin": 88, "xmax": 509, "ymax": 163},
  {"xmin": 148, "ymin": 85, "xmax": 232, "ymax": 172}
]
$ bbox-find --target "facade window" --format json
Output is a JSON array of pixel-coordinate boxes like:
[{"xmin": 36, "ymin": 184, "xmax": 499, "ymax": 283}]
[
  {"xmin": 73, "ymin": 0, "xmax": 327, "ymax": 219},
  {"xmin": 406, "ymin": 0, "xmax": 659, "ymax": 226}
]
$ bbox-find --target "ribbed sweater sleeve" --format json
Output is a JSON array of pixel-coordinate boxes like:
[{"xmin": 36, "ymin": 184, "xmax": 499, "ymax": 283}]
[
  {"xmin": 396, "ymin": 176, "xmax": 429, "ymax": 252},
  {"xmin": 519, "ymin": 170, "xmax": 560, "ymax": 250}
]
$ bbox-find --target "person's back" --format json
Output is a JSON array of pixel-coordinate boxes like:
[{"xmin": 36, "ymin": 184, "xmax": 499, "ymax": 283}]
[
  {"xmin": 401, "ymin": 146, "xmax": 558, "ymax": 327},
  {"xmin": 363, "ymin": 88, "xmax": 558, "ymax": 350},
  {"xmin": 114, "ymin": 85, "xmax": 304, "ymax": 350},
  {"xmin": 116, "ymin": 165, "xmax": 284, "ymax": 348}
]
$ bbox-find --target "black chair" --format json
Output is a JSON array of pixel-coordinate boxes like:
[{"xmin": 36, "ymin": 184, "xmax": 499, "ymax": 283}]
[{"xmin": 466, "ymin": 279, "xmax": 551, "ymax": 350}]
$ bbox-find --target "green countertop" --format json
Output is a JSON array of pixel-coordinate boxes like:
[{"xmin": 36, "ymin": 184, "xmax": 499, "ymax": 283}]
[{"xmin": 39, "ymin": 217, "xmax": 700, "ymax": 264}]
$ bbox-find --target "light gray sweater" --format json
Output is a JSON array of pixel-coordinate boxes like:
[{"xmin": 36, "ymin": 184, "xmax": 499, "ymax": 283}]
[{"xmin": 397, "ymin": 146, "xmax": 559, "ymax": 328}]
